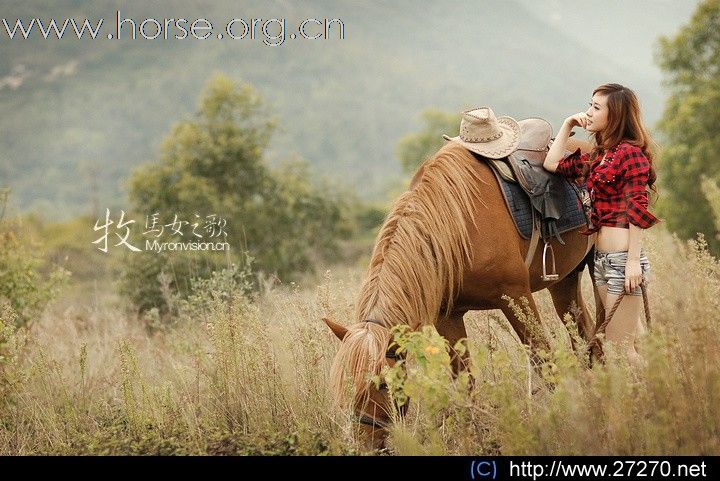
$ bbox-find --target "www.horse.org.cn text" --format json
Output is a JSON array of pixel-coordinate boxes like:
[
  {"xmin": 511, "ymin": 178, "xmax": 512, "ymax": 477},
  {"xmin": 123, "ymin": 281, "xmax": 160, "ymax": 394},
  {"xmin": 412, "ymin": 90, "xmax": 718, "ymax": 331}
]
[{"xmin": 1, "ymin": 11, "xmax": 346, "ymax": 46}]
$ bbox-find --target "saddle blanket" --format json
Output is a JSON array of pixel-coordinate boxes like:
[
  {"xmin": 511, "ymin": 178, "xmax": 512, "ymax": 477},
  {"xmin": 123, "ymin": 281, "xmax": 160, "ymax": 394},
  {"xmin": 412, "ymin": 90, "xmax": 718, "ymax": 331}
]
[{"xmin": 495, "ymin": 173, "xmax": 588, "ymax": 240}]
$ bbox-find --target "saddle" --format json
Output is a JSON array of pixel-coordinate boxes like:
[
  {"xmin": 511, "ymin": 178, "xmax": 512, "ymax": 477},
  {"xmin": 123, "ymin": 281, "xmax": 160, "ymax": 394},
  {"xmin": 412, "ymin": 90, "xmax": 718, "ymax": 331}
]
[
  {"xmin": 485, "ymin": 118, "xmax": 585, "ymax": 280},
  {"xmin": 502, "ymin": 119, "xmax": 567, "ymax": 242}
]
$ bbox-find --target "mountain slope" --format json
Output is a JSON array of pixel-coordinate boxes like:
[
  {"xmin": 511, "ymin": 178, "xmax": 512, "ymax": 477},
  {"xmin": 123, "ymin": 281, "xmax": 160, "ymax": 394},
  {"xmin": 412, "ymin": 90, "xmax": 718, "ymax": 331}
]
[{"xmin": 0, "ymin": 0, "xmax": 698, "ymax": 219}]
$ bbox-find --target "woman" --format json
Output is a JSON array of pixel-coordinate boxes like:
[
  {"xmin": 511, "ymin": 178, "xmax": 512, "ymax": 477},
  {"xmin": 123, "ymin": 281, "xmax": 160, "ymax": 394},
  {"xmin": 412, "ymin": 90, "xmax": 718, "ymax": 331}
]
[{"xmin": 543, "ymin": 83, "xmax": 660, "ymax": 364}]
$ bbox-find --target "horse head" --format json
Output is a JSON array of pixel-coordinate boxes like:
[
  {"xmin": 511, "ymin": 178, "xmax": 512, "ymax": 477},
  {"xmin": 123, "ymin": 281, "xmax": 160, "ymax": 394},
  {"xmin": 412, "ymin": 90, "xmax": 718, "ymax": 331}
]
[{"xmin": 323, "ymin": 317, "xmax": 406, "ymax": 451}]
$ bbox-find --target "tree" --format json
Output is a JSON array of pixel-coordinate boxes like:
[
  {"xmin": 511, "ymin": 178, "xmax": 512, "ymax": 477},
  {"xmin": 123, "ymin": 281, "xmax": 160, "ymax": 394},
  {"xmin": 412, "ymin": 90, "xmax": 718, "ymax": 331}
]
[
  {"xmin": 396, "ymin": 109, "xmax": 459, "ymax": 174},
  {"xmin": 656, "ymin": 0, "xmax": 720, "ymax": 253},
  {"xmin": 121, "ymin": 73, "xmax": 352, "ymax": 315}
]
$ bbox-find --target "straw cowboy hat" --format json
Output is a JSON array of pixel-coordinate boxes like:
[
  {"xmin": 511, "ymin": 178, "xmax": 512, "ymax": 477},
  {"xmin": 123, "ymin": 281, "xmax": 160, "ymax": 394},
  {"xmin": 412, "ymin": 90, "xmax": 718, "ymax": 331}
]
[{"xmin": 443, "ymin": 107, "xmax": 520, "ymax": 159}]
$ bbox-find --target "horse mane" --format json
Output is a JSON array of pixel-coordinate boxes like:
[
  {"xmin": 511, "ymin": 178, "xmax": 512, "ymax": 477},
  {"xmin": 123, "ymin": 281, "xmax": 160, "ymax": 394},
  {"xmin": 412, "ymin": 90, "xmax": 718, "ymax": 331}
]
[
  {"xmin": 328, "ymin": 322, "xmax": 392, "ymax": 407},
  {"xmin": 355, "ymin": 142, "xmax": 488, "ymax": 329},
  {"xmin": 329, "ymin": 142, "xmax": 489, "ymax": 406}
]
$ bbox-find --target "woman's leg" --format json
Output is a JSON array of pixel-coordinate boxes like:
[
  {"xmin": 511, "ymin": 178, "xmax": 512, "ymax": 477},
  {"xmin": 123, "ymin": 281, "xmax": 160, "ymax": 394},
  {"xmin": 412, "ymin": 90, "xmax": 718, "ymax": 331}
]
[
  {"xmin": 604, "ymin": 293, "xmax": 644, "ymax": 362},
  {"xmin": 596, "ymin": 284, "xmax": 608, "ymax": 310},
  {"xmin": 602, "ymin": 251, "xmax": 650, "ymax": 364}
]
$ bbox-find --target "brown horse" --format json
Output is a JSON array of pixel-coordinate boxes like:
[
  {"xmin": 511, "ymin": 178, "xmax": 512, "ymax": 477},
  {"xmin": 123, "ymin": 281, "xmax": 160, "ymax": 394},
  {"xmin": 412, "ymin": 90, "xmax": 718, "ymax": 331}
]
[{"xmin": 324, "ymin": 138, "xmax": 599, "ymax": 450}]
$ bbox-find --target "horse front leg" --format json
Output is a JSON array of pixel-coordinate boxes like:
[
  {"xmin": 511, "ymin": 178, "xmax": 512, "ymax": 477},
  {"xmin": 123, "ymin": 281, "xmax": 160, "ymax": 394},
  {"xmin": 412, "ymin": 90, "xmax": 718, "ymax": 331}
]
[
  {"xmin": 435, "ymin": 310, "xmax": 470, "ymax": 376},
  {"xmin": 497, "ymin": 286, "xmax": 550, "ymax": 367}
]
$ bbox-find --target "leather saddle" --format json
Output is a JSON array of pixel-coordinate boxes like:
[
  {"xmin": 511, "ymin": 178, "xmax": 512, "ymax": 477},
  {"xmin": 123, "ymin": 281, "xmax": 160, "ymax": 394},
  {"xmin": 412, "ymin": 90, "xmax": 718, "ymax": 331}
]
[
  {"xmin": 490, "ymin": 118, "xmax": 568, "ymax": 243},
  {"xmin": 485, "ymin": 118, "xmax": 580, "ymax": 280}
]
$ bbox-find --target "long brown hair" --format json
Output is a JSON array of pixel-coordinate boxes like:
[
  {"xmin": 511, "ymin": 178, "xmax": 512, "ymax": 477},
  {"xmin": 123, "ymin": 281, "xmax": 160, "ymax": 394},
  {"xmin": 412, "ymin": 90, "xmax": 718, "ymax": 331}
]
[{"xmin": 589, "ymin": 83, "xmax": 659, "ymax": 200}]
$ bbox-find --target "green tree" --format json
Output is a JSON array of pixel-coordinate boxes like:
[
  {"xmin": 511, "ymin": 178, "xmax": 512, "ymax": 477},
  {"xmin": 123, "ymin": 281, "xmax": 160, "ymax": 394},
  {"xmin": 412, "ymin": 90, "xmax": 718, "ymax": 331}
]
[
  {"xmin": 396, "ymin": 109, "xmax": 459, "ymax": 174},
  {"xmin": 656, "ymin": 0, "xmax": 720, "ymax": 253},
  {"xmin": 122, "ymin": 73, "xmax": 352, "ymax": 314}
]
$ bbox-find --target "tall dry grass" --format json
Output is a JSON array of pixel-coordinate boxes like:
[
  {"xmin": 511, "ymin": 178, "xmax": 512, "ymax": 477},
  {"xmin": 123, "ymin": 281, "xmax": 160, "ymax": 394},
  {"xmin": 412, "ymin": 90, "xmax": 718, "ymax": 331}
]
[{"xmin": 0, "ymin": 224, "xmax": 718, "ymax": 454}]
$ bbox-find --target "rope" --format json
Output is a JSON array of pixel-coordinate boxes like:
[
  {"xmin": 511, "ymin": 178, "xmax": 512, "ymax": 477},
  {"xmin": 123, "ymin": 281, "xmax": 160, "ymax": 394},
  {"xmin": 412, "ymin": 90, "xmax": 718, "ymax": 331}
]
[{"xmin": 588, "ymin": 280, "xmax": 651, "ymax": 363}]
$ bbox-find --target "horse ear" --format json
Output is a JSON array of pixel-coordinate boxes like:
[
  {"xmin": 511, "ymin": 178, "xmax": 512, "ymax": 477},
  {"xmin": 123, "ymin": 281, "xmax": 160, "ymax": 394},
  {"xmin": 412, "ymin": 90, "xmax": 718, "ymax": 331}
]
[{"xmin": 323, "ymin": 317, "xmax": 348, "ymax": 341}]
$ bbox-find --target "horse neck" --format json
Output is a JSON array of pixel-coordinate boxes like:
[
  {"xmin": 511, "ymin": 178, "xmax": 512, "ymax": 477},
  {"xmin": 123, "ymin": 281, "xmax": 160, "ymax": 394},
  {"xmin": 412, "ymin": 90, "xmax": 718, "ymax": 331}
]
[{"xmin": 355, "ymin": 146, "xmax": 485, "ymax": 330}]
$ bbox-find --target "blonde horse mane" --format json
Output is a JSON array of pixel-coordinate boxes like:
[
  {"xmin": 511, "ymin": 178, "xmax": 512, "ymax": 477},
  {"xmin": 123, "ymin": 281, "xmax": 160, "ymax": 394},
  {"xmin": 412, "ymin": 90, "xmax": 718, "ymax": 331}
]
[
  {"xmin": 330, "ymin": 143, "xmax": 488, "ymax": 405},
  {"xmin": 329, "ymin": 322, "xmax": 392, "ymax": 407},
  {"xmin": 356, "ymin": 142, "xmax": 488, "ymax": 329},
  {"xmin": 330, "ymin": 142, "xmax": 487, "ymax": 406}
]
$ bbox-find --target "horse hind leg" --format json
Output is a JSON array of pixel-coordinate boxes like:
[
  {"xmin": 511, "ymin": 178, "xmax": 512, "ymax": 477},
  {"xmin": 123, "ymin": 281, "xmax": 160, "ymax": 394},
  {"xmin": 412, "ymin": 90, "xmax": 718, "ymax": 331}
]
[{"xmin": 547, "ymin": 269, "xmax": 595, "ymax": 348}]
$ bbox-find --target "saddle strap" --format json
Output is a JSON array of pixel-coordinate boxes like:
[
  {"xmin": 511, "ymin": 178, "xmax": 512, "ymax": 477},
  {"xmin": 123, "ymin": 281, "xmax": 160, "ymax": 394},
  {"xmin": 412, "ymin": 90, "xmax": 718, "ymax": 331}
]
[{"xmin": 524, "ymin": 208, "xmax": 540, "ymax": 268}]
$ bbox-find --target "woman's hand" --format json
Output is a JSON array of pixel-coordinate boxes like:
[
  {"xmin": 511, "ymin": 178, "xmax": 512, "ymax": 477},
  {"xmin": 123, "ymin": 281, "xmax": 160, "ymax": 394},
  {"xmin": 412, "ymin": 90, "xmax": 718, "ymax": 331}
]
[
  {"xmin": 625, "ymin": 259, "xmax": 643, "ymax": 294},
  {"xmin": 564, "ymin": 112, "xmax": 588, "ymax": 129}
]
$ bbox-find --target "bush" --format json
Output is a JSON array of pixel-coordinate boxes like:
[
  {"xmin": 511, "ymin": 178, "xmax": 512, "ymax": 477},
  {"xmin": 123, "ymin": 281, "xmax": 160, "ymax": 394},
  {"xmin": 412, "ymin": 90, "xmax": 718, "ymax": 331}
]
[
  {"xmin": 0, "ymin": 192, "xmax": 70, "ymax": 328},
  {"xmin": 118, "ymin": 249, "xmax": 255, "ymax": 328}
]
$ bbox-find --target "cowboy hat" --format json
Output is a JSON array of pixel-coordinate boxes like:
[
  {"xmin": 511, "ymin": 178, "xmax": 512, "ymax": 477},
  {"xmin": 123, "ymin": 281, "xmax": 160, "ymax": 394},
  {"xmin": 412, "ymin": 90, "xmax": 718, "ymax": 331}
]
[{"xmin": 442, "ymin": 107, "xmax": 520, "ymax": 159}]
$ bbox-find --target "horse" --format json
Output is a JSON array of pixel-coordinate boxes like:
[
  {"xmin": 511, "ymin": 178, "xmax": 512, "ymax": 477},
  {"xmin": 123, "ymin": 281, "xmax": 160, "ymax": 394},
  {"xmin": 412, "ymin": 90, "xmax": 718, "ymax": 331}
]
[{"xmin": 324, "ymin": 137, "xmax": 600, "ymax": 450}]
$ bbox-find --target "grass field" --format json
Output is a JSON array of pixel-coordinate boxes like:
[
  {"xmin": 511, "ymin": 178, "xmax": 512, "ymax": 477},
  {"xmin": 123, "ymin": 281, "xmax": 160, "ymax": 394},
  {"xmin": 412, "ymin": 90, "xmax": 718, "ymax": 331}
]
[{"xmin": 1, "ymin": 226, "xmax": 718, "ymax": 455}]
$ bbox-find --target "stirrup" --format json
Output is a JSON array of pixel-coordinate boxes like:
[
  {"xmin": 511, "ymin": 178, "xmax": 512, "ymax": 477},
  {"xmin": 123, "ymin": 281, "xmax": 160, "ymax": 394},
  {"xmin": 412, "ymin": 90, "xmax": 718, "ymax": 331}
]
[{"xmin": 542, "ymin": 241, "xmax": 559, "ymax": 281}]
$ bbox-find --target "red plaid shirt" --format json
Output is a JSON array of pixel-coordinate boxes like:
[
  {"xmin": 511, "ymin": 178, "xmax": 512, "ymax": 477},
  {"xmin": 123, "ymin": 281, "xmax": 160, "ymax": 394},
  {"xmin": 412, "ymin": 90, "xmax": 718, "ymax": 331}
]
[{"xmin": 556, "ymin": 142, "xmax": 660, "ymax": 235}]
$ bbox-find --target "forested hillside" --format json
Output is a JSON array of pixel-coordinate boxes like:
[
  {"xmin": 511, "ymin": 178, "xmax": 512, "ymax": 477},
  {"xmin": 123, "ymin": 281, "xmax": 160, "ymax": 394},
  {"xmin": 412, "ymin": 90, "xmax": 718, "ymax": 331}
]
[{"xmin": 0, "ymin": 0, "xmax": 696, "ymax": 219}]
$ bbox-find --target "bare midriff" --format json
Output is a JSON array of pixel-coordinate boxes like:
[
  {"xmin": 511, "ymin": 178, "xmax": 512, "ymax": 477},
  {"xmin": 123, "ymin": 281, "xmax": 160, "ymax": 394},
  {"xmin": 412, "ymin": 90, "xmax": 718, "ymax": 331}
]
[{"xmin": 596, "ymin": 226, "xmax": 630, "ymax": 253}]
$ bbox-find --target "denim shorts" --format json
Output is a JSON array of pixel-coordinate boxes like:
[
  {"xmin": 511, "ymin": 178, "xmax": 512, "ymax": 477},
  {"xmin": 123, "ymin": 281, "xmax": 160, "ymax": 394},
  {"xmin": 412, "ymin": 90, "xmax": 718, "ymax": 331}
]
[{"xmin": 593, "ymin": 249, "xmax": 651, "ymax": 296}]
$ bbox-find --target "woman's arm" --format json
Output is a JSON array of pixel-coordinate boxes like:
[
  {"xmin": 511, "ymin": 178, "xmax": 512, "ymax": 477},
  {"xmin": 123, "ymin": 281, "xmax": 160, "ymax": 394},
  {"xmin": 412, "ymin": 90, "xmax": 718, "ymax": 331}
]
[
  {"xmin": 543, "ymin": 113, "xmax": 587, "ymax": 172},
  {"xmin": 625, "ymin": 223, "xmax": 644, "ymax": 293},
  {"xmin": 622, "ymin": 146, "xmax": 659, "ymax": 293},
  {"xmin": 627, "ymin": 224, "xmax": 643, "ymax": 261},
  {"xmin": 622, "ymin": 146, "xmax": 660, "ymax": 229}
]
